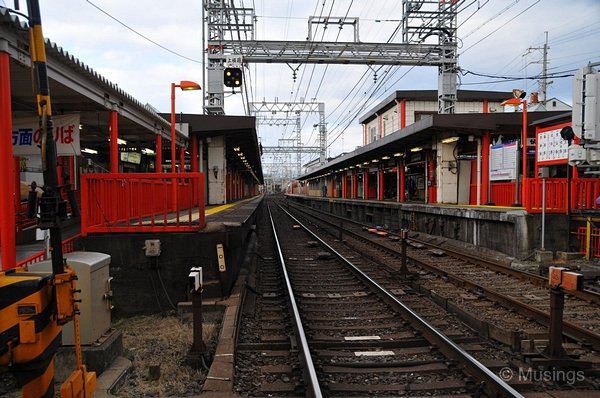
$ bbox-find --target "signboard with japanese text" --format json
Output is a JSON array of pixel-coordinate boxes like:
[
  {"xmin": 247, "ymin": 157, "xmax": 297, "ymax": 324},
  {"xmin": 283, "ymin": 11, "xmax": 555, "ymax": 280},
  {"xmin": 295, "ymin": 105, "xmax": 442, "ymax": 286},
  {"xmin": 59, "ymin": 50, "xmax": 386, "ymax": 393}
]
[
  {"xmin": 537, "ymin": 126, "xmax": 569, "ymax": 165},
  {"xmin": 12, "ymin": 114, "xmax": 81, "ymax": 156},
  {"xmin": 490, "ymin": 141, "xmax": 518, "ymax": 181}
]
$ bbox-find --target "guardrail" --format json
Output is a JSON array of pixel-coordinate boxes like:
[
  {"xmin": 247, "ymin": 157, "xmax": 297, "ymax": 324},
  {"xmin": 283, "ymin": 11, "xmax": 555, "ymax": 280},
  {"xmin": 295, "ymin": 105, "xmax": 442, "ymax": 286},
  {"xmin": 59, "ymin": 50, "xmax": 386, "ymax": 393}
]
[
  {"xmin": 16, "ymin": 234, "xmax": 81, "ymax": 268},
  {"xmin": 80, "ymin": 173, "xmax": 205, "ymax": 235}
]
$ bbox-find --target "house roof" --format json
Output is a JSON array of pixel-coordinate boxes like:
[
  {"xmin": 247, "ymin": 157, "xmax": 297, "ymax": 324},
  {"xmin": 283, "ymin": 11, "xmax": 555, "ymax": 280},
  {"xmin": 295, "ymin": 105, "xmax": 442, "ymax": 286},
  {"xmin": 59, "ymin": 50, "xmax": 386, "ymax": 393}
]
[{"xmin": 358, "ymin": 89, "xmax": 513, "ymax": 124}]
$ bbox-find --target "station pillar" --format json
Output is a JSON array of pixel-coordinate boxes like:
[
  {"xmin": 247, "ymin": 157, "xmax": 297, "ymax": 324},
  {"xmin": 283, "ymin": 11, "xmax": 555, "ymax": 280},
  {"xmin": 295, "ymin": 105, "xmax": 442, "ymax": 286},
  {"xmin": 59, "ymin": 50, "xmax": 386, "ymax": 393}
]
[
  {"xmin": 179, "ymin": 145, "xmax": 185, "ymax": 173},
  {"xmin": 482, "ymin": 132, "xmax": 490, "ymax": 204},
  {"xmin": 109, "ymin": 110, "xmax": 118, "ymax": 173},
  {"xmin": 398, "ymin": 160, "xmax": 405, "ymax": 203},
  {"xmin": 156, "ymin": 134, "xmax": 162, "ymax": 172},
  {"xmin": 0, "ymin": 43, "xmax": 16, "ymax": 269},
  {"xmin": 363, "ymin": 171, "xmax": 369, "ymax": 200},
  {"xmin": 191, "ymin": 134, "xmax": 199, "ymax": 172},
  {"xmin": 352, "ymin": 172, "xmax": 357, "ymax": 199},
  {"xmin": 378, "ymin": 168, "xmax": 384, "ymax": 201}
]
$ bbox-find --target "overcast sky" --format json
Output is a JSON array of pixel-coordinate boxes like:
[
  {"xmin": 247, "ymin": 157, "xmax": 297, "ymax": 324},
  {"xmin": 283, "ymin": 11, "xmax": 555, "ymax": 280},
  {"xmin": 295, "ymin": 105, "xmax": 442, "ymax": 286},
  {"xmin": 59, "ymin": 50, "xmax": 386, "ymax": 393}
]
[{"xmin": 19, "ymin": 0, "xmax": 600, "ymax": 170}]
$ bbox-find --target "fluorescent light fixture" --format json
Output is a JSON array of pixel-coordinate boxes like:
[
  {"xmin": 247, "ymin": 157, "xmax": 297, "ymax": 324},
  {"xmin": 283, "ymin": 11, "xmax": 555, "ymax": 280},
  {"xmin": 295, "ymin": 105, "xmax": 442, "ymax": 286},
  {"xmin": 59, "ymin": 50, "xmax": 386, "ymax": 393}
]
[
  {"xmin": 356, "ymin": 163, "xmax": 362, "ymax": 167},
  {"xmin": 82, "ymin": 148, "xmax": 98, "ymax": 154},
  {"xmin": 233, "ymin": 146, "xmax": 240, "ymax": 152},
  {"xmin": 410, "ymin": 147, "xmax": 423, "ymax": 152},
  {"xmin": 363, "ymin": 161, "xmax": 369, "ymax": 165},
  {"xmin": 79, "ymin": 124, "xmax": 83, "ymax": 130},
  {"xmin": 393, "ymin": 152, "xmax": 403, "ymax": 157},
  {"xmin": 381, "ymin": 156, "xmax": 390, "ymax": 160},
  {"xmin": 142, "ymin": 148, "xmax": 155, "ymax": 155},
  {"xmin": 441, "ymin": 136, "xmax": 459, "ymax": 144},
  {"xmin": 372, "ymin": 159, "xmax": 379, "ymax": 163},
  {"xmin": 118, "ymin": 138, "xmax": 127, "ymax": 145}
]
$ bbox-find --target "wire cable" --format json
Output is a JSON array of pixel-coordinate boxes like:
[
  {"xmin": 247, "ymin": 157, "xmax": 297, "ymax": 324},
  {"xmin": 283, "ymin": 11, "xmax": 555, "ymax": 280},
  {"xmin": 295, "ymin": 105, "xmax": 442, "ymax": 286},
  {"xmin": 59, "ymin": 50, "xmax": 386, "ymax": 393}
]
[{"xmin": 84, "ymin": 0, "xmax": 203, "ymax": 64}]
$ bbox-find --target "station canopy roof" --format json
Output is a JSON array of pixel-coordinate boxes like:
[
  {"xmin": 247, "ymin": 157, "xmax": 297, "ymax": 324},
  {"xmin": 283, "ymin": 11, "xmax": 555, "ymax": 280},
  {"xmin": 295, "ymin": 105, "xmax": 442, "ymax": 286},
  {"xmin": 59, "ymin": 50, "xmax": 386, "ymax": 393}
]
[
  {"xmin": 1, "ymin": 7, "xmax": 185, "ymax": 154},
  {"xmin": 300, "ymin": 111, "xmax": 567, "ymax": 181},
  {"xmin": 164, "ymin": 114, "xmax": 264, "ymax": 184}
]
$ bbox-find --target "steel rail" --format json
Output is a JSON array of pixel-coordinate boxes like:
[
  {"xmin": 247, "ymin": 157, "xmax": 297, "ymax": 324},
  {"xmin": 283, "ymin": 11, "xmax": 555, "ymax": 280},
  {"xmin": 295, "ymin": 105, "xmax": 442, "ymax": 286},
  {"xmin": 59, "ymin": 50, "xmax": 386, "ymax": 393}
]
[
  {"xmin": 276, "ymin": 203, "xmax": 523, "ymax": 398},
  {"xmin": 286, "ymin": 200, "xmax": 600, "ymax": 304},
  {"xmin": 267, "ymin": 204, "xmax": 322, "ymax": 398},
  {"xmin": 285, "ymin": 201, "xmax": 600, "ymax": 351}
]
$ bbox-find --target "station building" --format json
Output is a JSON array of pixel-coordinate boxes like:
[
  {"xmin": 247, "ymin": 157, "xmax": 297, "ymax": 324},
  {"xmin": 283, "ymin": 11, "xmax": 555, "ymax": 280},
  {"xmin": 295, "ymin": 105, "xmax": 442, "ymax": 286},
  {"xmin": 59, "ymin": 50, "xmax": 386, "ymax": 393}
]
[{"xmin": 291, "ymin": 90, "xmax": 598, "ymax": 259}]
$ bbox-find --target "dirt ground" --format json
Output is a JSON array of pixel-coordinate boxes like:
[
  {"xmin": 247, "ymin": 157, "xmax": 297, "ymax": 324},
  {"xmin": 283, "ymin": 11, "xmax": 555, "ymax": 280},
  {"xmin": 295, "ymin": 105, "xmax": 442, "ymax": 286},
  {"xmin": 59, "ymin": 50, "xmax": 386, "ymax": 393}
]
[{"xmin": 114, "ymin": 311, "xmax": 221, "ymax": 397}]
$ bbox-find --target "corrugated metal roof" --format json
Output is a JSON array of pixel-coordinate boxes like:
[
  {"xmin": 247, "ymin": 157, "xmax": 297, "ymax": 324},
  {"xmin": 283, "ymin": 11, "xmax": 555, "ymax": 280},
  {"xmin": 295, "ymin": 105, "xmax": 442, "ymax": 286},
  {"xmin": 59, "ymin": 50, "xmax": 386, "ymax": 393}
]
[{"xmin": 0, "ymin": 6, "xmax": 173, "ymax": 134}]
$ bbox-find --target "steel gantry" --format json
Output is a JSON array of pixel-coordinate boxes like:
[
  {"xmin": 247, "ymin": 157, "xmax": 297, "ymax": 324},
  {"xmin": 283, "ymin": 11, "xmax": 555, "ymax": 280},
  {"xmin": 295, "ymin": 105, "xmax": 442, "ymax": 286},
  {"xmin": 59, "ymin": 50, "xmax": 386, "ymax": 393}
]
[
  {"xmin": 203, "ymin": 0, "xmax": 459, "ymax": 116},
  {"xmin": 251, "ymin": 100, "xmax": 327, "ymax": 175}
]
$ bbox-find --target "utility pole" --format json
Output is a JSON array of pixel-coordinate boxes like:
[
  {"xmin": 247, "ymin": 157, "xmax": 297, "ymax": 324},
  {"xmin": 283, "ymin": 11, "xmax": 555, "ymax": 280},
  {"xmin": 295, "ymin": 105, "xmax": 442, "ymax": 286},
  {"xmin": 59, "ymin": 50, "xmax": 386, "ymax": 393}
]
[
  {"xmin": 541, "ymin": 32, "xmax": 550, "ymax": 105},
  {"xmin": 524, "ymin": 32, "xmax": 552, "ymax": 105}
]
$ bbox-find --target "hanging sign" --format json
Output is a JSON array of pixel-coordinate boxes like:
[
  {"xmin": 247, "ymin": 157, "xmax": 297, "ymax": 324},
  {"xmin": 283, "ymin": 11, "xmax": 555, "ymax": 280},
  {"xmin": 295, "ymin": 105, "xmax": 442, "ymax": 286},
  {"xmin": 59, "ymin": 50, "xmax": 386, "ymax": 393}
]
[
  {"xmin": 537, "ymin": 127, "xmax": 569, "ymax": 165},
  {"xmin": 490, "ymin": 142, "xmax": 518, "ymax": 181},
  {"xmin": 12, "ymin": 114, "xmax": 81, "ymax": 156}
]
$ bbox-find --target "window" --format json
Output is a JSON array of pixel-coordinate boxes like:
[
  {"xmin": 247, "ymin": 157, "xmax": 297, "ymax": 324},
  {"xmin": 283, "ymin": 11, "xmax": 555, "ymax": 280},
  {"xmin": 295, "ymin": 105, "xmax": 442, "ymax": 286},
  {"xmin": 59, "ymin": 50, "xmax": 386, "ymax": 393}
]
[{"xmin": 369, "ymin": 126, "xmax": 377, "ymax": 143}]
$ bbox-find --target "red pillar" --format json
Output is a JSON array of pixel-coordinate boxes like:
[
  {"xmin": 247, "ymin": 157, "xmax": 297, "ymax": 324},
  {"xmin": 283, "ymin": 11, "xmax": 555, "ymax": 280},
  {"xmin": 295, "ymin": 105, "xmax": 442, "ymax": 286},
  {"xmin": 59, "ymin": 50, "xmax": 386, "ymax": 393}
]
[
  {"xmin": 400, "ymin": 99, "xmax": 406, "ymax": 129},
  {"xmin": 179, "ymin": 145, "xmax": 185, "ymax": 173},
  {"xmin": 378, "ymin": 168, "xmax": 384, "ymax": 200},
  {"xmin": 156, "ymin": 134, "xmax": 162, "ymax": 172},
  {"xmin": 0, "ymin": 49, "xmax": 16, "ymax": 269},
  {"xmin": 363, "ymin": 171, "xmax": 369, "ymax": 199},
  {"xmin": 482, "ymin": 132, "xmax": 490, "ymax": 204},
  {"xmin": 57, "ymin": 157, "xmax": 65, "ymax": 186},
  {"xmin": 110, "ymin": 110, "xmax": 118, "ymax": 173},
  {"xmin": 69, "ymin": 156, "xmax": 75, "ymax": 187},
  {"xmin": 191, "ymin": 134, "xmax": 199, "ymax": 172},
  {"xmin": 352, "ymin": 172, "xmax": 357, "ymax": 199},
  {"xmin": 522, "ymin": 100, "xmax": 528, "ymax": 207},
  {"xmin": 399, "ymin": 160, "xmax": 405, "ymax": 202},
  {"xmin": 14, "ymin": 157, "xmax": 20, "ymax": 212}
]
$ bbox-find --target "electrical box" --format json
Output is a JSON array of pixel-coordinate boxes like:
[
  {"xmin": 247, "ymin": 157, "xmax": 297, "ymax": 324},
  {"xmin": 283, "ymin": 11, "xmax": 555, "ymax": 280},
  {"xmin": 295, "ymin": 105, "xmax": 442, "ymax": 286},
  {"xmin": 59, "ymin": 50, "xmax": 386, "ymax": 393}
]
[
  {"xmin": 568, "ymin": 144, "xmax": 587, "ymax": 166},
  {"xmin": 573, "ymin": 68, "xmax": 600, "ymax": 141},
  {"xmin": 144, "ymin": 239, "xmax": 161, "ymax": 257},
  {"xmin": 589, "ymin": 149, "xmax": 600, "ymax": 165},
  {"xmin": 28, "ymin": 252, "xmax": 112, "ymax": 345}
]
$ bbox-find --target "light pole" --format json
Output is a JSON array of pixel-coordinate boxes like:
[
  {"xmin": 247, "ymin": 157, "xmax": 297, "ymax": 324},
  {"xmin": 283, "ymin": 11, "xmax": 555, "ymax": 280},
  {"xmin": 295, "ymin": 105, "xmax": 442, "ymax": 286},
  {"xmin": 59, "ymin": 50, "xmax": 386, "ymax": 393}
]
[
  {"xmin": 170, "ymin": 81, "xmax": 201, "ymax": 210},
  {"xmin": 501, "ymin": 90, "xmax": 528, "ymax": 207}
]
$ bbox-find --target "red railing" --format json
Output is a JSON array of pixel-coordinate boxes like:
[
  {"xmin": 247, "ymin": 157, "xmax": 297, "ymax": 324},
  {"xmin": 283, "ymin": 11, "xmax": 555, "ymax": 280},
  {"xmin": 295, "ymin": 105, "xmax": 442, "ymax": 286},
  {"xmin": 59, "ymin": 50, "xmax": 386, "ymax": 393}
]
[
  {"xmin": 80, "ymin": 173, "xmax": 205, "ymax": 235},
  {"xmin": 490, "ymin": 182, "xmax": 516, "ymax": 207},
  {"xmin": 524, "ymin": 178, "xmax": 600, "ymax": 213},
  {"xmin": 16, "ymin": 233, "xmax": 81, "ymax": 268}
]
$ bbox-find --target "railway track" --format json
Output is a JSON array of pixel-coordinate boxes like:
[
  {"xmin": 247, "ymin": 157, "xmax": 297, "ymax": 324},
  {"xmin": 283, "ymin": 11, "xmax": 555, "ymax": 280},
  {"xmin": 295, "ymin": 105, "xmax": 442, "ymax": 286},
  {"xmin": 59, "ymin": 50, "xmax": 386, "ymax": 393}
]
[
  {"xmin": 234, "ymin": 198, "xmax": 600, "ymax": 396},
  {"xmin": 284, "ymin": 199, "xmax": 600, "ymax": 352}
]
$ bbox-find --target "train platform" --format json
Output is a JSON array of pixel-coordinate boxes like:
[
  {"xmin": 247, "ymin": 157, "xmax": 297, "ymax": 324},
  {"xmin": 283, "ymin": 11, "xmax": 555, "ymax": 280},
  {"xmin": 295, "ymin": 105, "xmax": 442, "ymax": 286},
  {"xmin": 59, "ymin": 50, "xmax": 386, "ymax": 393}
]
[{"xmin": 287, "ymin": 194, "xmax": 577, "ymax": 260}]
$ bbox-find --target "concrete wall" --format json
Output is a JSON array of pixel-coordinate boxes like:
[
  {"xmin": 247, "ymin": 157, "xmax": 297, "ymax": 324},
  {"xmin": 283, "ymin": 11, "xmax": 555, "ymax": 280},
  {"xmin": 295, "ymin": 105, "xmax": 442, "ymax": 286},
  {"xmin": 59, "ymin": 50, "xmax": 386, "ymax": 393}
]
[
  {"xmin": 436, "ymin": 140, "xmax": 459, "ymax": 204},
  {"xmin": 288, "ymin": 195, "xmax": 570, "ymax": 259},
  {"xmin": 363, "ymin": 99, "xmax": 505, "ymax": 145},
  {"xmin": 80, "ymin": 205, "xmax": 260, "ymax": 316},
  {"xmin": 208, "ymin": 135, "xmax": 226, "ymax": 205}
]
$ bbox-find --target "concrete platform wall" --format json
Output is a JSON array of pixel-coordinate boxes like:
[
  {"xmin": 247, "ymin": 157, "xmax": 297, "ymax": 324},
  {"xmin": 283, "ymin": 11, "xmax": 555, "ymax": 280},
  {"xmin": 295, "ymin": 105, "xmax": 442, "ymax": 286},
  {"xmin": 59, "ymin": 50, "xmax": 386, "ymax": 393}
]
[
  {"xmin": 288, "ymin": 196, "xmax": 569, "ymax": 259},
  {"xmin": 81, "ymin": 206, "xmax": 260, "ymax": 317}
]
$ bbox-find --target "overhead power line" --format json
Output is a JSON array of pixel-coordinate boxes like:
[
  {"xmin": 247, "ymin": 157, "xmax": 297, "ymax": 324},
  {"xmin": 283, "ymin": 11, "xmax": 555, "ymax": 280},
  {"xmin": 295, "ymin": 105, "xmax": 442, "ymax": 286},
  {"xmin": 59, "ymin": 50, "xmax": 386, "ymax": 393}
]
[{"xmin": 85, "ymin": 0, "xmax": 203, "ymax": 64}]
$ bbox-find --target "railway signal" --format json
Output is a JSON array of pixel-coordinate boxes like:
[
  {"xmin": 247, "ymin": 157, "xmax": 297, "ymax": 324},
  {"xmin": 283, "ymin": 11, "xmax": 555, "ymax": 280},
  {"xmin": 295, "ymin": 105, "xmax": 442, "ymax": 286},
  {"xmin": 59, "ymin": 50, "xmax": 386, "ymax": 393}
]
[{"xmin": 224, "ymin": 67, "xmax": 242, "ymax": 88}]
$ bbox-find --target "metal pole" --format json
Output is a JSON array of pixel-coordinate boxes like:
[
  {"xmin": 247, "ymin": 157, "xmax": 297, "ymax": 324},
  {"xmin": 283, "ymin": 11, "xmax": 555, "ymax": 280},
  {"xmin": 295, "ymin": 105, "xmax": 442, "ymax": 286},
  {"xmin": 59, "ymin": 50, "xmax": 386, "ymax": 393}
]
[
  {"xmin": 170, "ymin": 83, "xmax": 178, "ymax": 210},
  {"xmin": 0, "ymin": 41, "xmax": 16, "ymax": 270},
  {"xmin": 521, "ymin": 100, "xmax": 528, "ymax": 207},
  {"xmin": 514, "ymin": 140, "xmax": 521, "ymax": 206},
  {"xmin": 586, "ymin": 217, "xmax": 592, "ymax": 261},
  {"xmin": 400, "ymin": 229, "xmax": 408, "ymax": 275},
  {"xmin": 541, "ymin": 177, "xmax": 546, "ymax": 250}
]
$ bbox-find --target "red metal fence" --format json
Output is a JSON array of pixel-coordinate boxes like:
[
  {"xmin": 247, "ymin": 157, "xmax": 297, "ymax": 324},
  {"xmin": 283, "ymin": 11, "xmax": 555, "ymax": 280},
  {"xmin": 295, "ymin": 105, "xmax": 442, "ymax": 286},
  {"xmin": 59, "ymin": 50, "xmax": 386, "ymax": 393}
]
[
  {"xmin": 80, "ymin": 173, "xmax": 205, "ymax": 235},
  {"xmin": 16, "ymin": 234, "xmax": 81, "ymax": 268},
  {"xmin": 524, "ymin": 178, "xmax": 600, "ymax": 213}
]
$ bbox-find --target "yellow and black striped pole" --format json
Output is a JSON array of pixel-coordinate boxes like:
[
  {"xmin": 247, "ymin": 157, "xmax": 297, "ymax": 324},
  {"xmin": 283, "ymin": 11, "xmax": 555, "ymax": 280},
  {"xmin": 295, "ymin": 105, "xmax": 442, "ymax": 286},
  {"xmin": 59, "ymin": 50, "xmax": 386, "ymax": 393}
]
[{"xmin": 27, "ymin": 0, "xmax": 65, "ymax": 276}]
